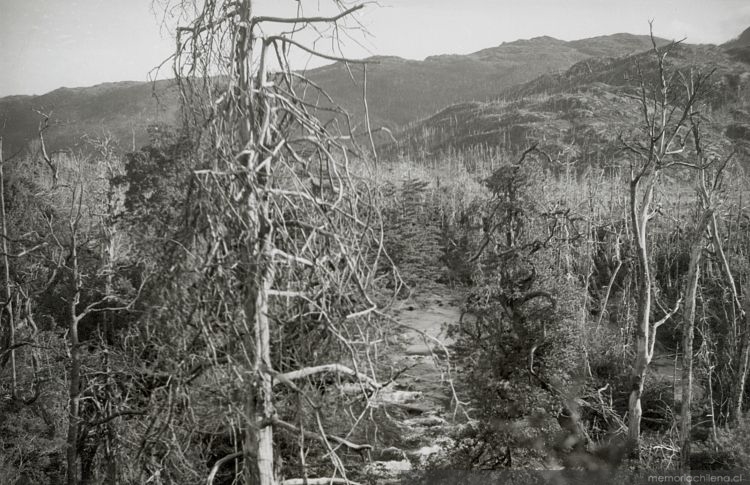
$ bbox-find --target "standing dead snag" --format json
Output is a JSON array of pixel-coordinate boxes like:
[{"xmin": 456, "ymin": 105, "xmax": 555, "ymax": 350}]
[
  {"xmin": 0, "ymin": 137, "xmax": 18, "ymax": 399},
  {"xmin": 679, "ymin": 215, "xmax": 708, "ymax": 472},
  {"xmin": 33, "ymin": 150, "xmax": 143, "ymax": 485},
  {"xmin": 35, "ymin": 110, "xmax": 60, "ymax": 186},
  {"xmin": 65, "ymin": 182, "xmax": 85, "ymax": 485},
  {"xmin": 34, "ymin": 166, "xmax": 97, "ymax": 485},
  {"xmin": 619, "ymin": 25, "xmax": 713, "ymax": 453},
  {"xmin": 678, "ymin": 95, "xmax": 734, "ymax": 470},
  {"xmin": 152, "ymin": 1, "xmax": 398, "ymax": 484},
  {"xmin": 737, "ymin": 293, "xmax": 750, "ymax": 423}
]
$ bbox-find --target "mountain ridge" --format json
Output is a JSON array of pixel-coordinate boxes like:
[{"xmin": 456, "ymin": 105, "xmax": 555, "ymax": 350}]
[
  {"xmin": 0, "ymin": 30, "xmax": 738, "ymax": 157},
  {"xmin": 390, "ymin": 42, "xmax": 750, "ymax": 168}
]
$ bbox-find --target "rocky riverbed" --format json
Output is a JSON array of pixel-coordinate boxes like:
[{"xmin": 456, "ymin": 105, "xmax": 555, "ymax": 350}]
[{"xmin": 364, "ymin": 286, "xmax": 473, "ymax": 482}]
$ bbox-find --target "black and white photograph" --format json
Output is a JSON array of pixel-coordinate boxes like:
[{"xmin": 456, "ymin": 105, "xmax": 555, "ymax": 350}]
[{"xmin": 1, "ymin": 1, "xmax": 750, "ymax": 483}]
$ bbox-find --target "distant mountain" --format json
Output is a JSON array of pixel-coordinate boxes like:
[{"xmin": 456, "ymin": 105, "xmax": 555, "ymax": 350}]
[
  {"xmin": 0, "ymin": 80, "xmax": 179, "ymax": 156},
  {"xmin": 0, "ymin": 33, "xmax": 667, "ymax": 156},
  {"xmin": 391, "ymin": 42, "xmax": 750, "ymax": 167},
  {"xmin": 309, "ymin": 33, "xmax": 667, "ymax": 128}
]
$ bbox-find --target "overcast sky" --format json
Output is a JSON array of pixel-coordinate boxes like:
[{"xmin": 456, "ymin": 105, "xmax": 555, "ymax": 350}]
[{"xmin": 1, "ymin": 0, "xmax": 749, "ymax": 97}]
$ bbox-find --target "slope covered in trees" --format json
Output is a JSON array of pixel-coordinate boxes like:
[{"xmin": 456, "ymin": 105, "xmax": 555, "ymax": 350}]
[
  {"xmin": 0, "ymin": 33, "xmax": 668, "ymax": 156},
  {"xmin": 392, "ymin": 43, "xmax": 750, "ymax": 169}
]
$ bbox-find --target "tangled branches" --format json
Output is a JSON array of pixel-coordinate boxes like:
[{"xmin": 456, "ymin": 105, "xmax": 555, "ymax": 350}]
[{"xmin": 135, "ymin": 2, "xmax": 402, "ymax": 484}]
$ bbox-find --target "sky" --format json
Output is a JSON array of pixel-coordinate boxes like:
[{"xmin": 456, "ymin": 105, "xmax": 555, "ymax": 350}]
[{"xmin": 1, "ymin": 0, "xmax": 749, "ymax": 97}]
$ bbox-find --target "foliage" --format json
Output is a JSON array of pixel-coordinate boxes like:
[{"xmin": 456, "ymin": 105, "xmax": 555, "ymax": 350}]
[
  {"xmin": 435, "ymin": 153, "xmax": 588, "ymax": 467},
  {"xmin": 114, "ymin": 124, "xmax": 192, "ymax": 231},
  {"xmin": 381, "ymin": 178, "xmax": 444, "ymax": 285}
]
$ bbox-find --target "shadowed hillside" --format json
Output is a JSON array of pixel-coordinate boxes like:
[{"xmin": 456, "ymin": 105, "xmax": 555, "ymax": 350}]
[
  {"xmin": 0, "ymin": 33, "xmax": 666, "ymax": 155},
  {"xmin": 316, "ymin": 33, "xmax": 667, "ymax": 127},
  {"xmin": 391, "ymin": 42, "xmax": 750, "ymax": 167},
  {"xmin": 724, "ymin": 26, "xmax": 750, "ymax": 49},
  {"xmin": 0, "ymin": 80, "xmax": 179, "ymax": 156}
]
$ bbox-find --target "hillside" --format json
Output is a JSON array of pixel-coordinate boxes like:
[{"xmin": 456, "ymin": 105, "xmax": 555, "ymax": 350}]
[
  {"xmin": 391, "ymin": 42, "xmax": 750, "ymax": 167},
  {"xmin": 315, "ymin": 33, "xmax": 666, "ymax": 127},
  {"xmin": 724, "ymin": 26, "xmax": 750, "ymax": 49},
  {"xmin": 0, "ymin": 33, "xmax": 665, "ymax": 156},
  {"xmin": 0, "ymin": 80, "xmax": 179, "ymax": 156}
]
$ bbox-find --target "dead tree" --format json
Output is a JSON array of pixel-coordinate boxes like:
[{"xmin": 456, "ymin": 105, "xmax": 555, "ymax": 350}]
[
  {"xmin": 35, "ymin": 110, "xmax": 59, "ymax": 186},
  {"xmin": 678, "ymin": 91, "xmax": 733, "ymax": 470},
  {"xmin": 147, "ymin": 2, "xmax": 402, "ymax": 484},
  {"xmin": 1, "ymin": 127, "xmax": 66, "ymax": 412},
  {"xmin": 64, "ymin": 181, "xmax": 85, "ymax": 485},
  {"xmin": 679, "ymin": 217, "xmax": 707, "ymax": 471},
  {"xmin": 737, "ymin": 293, "xmax": 750, "ymax": 423},
  {"xmin": 619, "ymin": 25, "xmax": 712, "ymax": 453},
  {"xmin": 35, "ymin": 153, "xmax": 142, "ymax": 485},
  {"xmin": 0, "ymin": 137, "xmax": 17, "ymax": 398}
]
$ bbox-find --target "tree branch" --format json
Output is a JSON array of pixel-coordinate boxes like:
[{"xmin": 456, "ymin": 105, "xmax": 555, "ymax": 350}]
[
  {"xmin": 267, "ymin": 36, "xmax": 370, "ymax": 65},
  {"xmin": 275, "ymin": 363, "xmax": 380, "ymax": 389},
  {"xmin": 86, "ymin": 410, "xmax": 146, "ymax": 427},
  {"xmin": 207, "ymin": 451, "xmax": 243, "ymax": 485},
  {"xmin": 273, "ymin": 418, "xmax": 372, "ymax": 451},
  {"xmin": 648, "ymin": 296, "xmax": 683, "ymax": 362},
  {"xmin": 253, "ymin": 4, "xmax": 364, "ymax": 27},
  {"xmin": 281, "ymin": 479, "xmax": 363, "ymax": 485}
]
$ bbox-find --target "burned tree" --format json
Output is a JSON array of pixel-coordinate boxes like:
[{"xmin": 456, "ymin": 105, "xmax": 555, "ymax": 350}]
[
  {"xmin": 619, "ymin": 26, "xmax": 713, "ymax": 453},
  {"xmin": 677, "ymin": 115, "xmax": 726, "ymax": 470},
  {"xmin": 134, "ymin": 1, "xmax": 400, "ymax": 484},
  {"xmin": 0, "ymin": 137, "xmax": 18, "ymax": 399}
]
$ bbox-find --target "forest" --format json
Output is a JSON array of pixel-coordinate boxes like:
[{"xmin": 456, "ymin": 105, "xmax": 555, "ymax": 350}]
[{"xmin": 1, "ymin": 1, "xmax": 750, "ymax": 484}]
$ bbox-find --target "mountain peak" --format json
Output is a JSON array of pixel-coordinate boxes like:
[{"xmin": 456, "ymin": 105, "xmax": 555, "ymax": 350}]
[{"xmin": 505, "ymin": 35, "xmax": 566, "ymax": 45}]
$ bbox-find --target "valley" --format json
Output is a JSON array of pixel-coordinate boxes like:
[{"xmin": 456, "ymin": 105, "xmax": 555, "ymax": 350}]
[{"xmin": 1, "ymin": 5, "xmax": 750, "ymax": 484}]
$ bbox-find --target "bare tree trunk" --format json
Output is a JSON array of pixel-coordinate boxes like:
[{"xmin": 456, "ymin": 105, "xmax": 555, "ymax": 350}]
[
  {"xmin": 99, "ymin": 141, "xmax": 120, "ymax": 484},
  {"xmin": 101, "ymin": 223, "xmax": 117, "ymax": 484},
  {"xmin": 67, "ymin": 216, "xmax": 82, "ymax": 485},
  {"xmin": 734, "ymin": 293, "xmax": 750, "ymax": 424},
  {"xmin": 596, "ymin": 229, "xmax": 622, "ymax": 329},
  {"xmin": 628, "ymin": 175, "xmax": 654, "ymax": 450},
  {"xmin": 720, "ymin": 210, "xmax": 750, "ymax": 423},
  {"xmin": 627, "ymin": 172, "xmax": 682, "ymax": 453},
  {"xmin": 243, "ymin": 195, "xmax": 276, "ymax": 484},
  {"xmin": 253, "ymin": 235, "xmax": 276, "ymax": 485},
  {"xmin": 680, "ymin": 224, "xmax": 707, "ymax": 471},
  {"xmin": 0, "ymin": 138, "xmax": 17, "ymax": 399},
  {"xmin": 709, "ymin": 214, "xmax": 742, "ymax": 337},
  {"xmin": 166, "ymin": 1, "xmax": 383, "ymax": 482},
  {"xmin": 622, "ymin": 29, "xmax": 707, "ymax": 451},
  {"xmin": 237, "ymin": 2, "xmax": 275, "ymax": 480}
]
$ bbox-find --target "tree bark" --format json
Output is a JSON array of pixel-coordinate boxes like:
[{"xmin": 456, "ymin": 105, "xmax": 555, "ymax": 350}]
[
  {"xmin": 627, "ymin": 174, "xmax": 655, "ymax": 452},
  {"xmin": 0, "ymin": 138, "xmax": 17, "ymax": 399},
  {"xmin": 243, "ymin": 201, "xmax": 276, "ymax": 485},
  {"xmin": 102, "ymin": 202, "xmax": 118, "ymax": 484},
  {"xmin": 733, "ymin": 293, "xmax": 750, "ymax": 424},
  {"xmin": 680, "ymin": 223, "xmax": 707, "ymax": 471},
  {"xmin": 168, "ymin": 0, "xmax": 380, "ymax": 481},
  {"xmin": 251, "ymin": 233, "xmax": 276, "ymax": 485},
  {"xmin": 720, "ymin": 210, "xmax": 750, "ymax": 424},
  {"xmin": 67, "ymin": 221, "xmax": 82, "ymax": 485}
]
